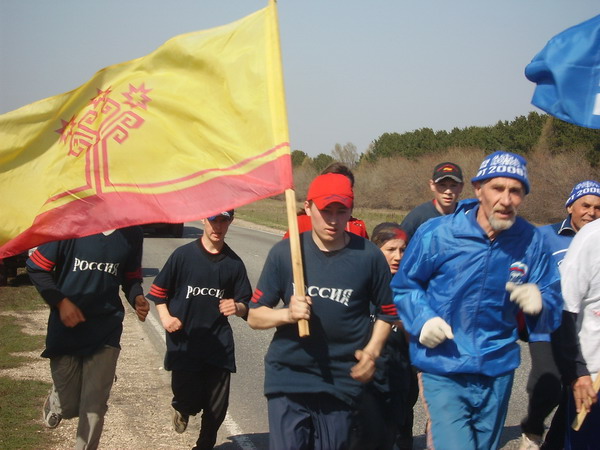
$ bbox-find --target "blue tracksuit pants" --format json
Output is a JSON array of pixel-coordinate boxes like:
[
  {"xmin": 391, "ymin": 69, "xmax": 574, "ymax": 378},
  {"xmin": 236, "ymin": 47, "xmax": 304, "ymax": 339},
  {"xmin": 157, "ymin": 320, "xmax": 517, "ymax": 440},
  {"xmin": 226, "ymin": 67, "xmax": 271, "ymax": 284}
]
[{"xmin": 421, "ymin": 371, "xmax": 514, "ymax": 450}]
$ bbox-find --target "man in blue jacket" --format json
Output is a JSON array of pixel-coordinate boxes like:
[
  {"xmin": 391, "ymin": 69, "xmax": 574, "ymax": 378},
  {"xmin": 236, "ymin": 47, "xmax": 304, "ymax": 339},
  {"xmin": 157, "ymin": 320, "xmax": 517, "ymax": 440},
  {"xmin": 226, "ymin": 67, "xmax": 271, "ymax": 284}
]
[{"xmin": 391, "ymin": 151, "xmax": 563, "ymax": 450}]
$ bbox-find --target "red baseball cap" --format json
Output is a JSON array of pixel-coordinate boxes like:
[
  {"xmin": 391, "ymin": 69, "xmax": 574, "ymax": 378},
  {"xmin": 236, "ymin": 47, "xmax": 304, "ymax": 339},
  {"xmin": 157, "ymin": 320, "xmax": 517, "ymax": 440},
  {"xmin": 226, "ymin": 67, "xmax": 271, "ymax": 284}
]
[{"xmin": 306, "ymin": 173, "xmax": 354, "ymax": 209}]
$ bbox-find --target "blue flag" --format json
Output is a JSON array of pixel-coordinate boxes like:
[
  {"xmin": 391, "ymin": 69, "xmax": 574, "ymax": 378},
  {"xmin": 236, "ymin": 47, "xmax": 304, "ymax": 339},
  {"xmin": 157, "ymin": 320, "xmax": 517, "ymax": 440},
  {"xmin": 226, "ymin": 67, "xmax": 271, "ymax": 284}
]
[{"xmin": 525, "ymin": 14, "xmax": 600, "ymax": 129}]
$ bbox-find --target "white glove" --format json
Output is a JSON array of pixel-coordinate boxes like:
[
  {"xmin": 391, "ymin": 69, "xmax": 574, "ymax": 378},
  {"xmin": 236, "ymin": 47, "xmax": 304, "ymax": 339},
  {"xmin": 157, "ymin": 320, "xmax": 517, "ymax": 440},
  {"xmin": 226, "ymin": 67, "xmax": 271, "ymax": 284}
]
[
  {"xmin": 505, "ymin": 282, "xmax": 542, "ymax": 315},
  {"xmin": 419, "ymin": 317, "xmax": 454, "ymax": 348}
]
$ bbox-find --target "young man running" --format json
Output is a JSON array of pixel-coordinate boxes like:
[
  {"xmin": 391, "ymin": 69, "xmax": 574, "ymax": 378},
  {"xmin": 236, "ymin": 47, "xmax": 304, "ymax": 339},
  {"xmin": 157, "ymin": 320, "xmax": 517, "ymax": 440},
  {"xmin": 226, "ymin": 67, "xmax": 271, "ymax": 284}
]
[
  {"xmin": 249, "ymin": 173, "xmax": 396, "ymax": 449},
  {"xmin": 27, "ymin": 227, "xmax": 149, "ymax": 450},
  {"xmin": 147, "ymin": 210, "xmax": 251, "ymax": 450},
  {"xmin": 400, "ymin": 161, "xmax": 464, "ymax": 239}
]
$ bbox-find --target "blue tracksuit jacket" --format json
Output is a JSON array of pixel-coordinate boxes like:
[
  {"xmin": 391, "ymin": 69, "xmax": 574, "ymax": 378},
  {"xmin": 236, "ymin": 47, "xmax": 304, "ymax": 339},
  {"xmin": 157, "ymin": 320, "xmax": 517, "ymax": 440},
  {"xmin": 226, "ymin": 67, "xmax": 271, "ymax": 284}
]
[{"xmin": 391, "ymin": 199, "xmax": 562, "ymax": 376}]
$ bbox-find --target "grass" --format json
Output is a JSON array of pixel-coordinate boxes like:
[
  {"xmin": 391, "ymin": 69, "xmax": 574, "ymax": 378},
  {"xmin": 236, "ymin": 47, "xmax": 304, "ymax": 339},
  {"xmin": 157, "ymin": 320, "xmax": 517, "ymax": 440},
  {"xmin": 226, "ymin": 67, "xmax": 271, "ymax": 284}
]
[
  {"xmin": 0, "ymin": 378, "xmax": 53, "ymax": 449},
  {"xmin": 235, "ymin": 197, "xmax": 288, "ymax": 230},
  {"xmin": 0, "ymin": 269, "xmax": 54, "ymax": 449},
  {"xmin": 354, "ymin": 206, "xmax": 407, "ymax": 235},
  {"xmin": 0, "ymin": 273, "xmax": 44, "ymax": 311},
  {"xmin": 0, "ymin": 314, "xmax": 45, "ymax": 369},
  {"xmin": 235, "ymin": 197, "xmax": 407, "ymax": 236}
]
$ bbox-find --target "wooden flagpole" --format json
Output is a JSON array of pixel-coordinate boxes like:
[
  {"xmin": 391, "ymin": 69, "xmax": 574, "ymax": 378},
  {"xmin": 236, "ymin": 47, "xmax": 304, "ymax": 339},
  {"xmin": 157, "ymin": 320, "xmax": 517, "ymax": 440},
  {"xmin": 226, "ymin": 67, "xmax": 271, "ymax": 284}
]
[
  {"xmin": 285, "ymin": 188, "xmax": 309, "ymax": 337},
  {"xmin": 270, "ymin": 0, "xmax": 308, "ymax": 337},
  {"xmin": 572, "ymin": 371, "xmax": 600, "ymax": 431}
]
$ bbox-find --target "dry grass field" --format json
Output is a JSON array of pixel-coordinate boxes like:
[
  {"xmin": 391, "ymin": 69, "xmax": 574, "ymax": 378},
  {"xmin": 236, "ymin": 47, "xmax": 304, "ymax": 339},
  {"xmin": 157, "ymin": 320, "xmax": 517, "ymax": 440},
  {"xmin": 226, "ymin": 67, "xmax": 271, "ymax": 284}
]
[{"xmin": 285, "ymin": 146, "xmax": 600, "ymax": 228}]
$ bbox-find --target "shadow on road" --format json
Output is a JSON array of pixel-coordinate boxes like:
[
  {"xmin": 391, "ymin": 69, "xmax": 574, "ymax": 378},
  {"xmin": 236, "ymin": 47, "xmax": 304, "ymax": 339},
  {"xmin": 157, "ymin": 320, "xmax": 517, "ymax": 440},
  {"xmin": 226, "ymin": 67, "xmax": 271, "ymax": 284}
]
[
  {"xmin": 217, "ymin": 432, "xmax": 269, "ymax": 449},
  {"xmin": 499, "ymin": 424, "xmax": 523, "ymax": 448},
  {"xmin": 410, "ymin": 424, "xmax": 522, "ymax": 449}
]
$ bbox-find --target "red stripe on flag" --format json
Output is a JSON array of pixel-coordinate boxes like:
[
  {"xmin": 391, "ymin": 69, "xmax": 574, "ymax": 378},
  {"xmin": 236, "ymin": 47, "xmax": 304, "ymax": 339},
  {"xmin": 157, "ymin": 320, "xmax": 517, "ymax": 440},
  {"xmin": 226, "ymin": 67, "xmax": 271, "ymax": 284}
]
[
  {"xmin": 0, "ymin": 153, "xmax": 292, "ymax": 258},
  {"xmin": 105, "ymin": 142, "xmax": 291, "ymax": 190}
]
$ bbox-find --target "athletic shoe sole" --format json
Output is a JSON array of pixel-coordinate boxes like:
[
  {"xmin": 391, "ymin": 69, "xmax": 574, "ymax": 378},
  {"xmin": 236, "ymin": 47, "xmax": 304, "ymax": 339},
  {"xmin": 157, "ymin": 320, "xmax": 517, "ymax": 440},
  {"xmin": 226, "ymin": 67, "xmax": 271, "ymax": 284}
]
[
  {"xmin": 172, "ymin": 407, "xmax": 189, "ymax": 434},
  {"xmin": 42, "ymin": 395, "xmax": 62, "ymax": 429}
]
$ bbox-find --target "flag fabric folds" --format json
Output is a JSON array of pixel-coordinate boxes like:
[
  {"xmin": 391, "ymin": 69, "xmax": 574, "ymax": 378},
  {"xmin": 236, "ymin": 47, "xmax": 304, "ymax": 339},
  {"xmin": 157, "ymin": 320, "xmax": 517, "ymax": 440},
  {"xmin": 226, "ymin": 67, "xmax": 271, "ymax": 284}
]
[
  {"xmin": 0, "ymin": 2, "xmax": 292, "ymax": 258},
  {"xmin": 525, "ymin": 14, "xmax": 600, "ymax": 129}
]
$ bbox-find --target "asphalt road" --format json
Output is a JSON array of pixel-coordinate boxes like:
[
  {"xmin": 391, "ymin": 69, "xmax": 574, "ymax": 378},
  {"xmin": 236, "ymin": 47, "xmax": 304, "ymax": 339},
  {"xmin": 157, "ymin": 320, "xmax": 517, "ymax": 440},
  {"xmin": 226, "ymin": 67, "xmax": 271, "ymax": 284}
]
[{"xmin": 140, "ymin": 220, "xmax": 536, "ymax": 450}]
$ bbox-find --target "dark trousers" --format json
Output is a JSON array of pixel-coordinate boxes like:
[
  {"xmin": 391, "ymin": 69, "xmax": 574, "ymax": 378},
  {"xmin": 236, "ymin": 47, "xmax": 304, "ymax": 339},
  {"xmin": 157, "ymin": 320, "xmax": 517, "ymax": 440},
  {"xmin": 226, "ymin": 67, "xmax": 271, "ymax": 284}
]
[
  {"xmin": 521, "ymin": 341, "xmax": 562, "ymax": 437},
  {"xmin": 564, "ymin": 390, "xmax": 600, "ymax": 450},
  {"xmin": 348, "ymin": 385, "xmax": 396, "ymax": 450},
  {"xmin": 400, "ymin": 366, "xmax": 419, "ymax": 449},
  {"xmin": 267, "ymin": 393, "xmax": 354, "ymax": 450},
  {"xmin": 171, "ymin": 366, "xmax": 231, "ymax": 450},
  {"xmin": 348, "ymin": 362, "xmax": 418, "ymax": 450},
  {"xmin": 542, "ymin": 387, "xmax": 568, "ymax": 450}
]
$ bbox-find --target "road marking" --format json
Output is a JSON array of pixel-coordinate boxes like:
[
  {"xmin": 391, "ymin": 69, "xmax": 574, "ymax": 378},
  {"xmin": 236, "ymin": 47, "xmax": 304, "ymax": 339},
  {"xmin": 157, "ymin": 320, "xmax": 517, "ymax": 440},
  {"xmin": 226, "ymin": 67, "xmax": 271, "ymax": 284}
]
[
  {"xmin": 145, "ymin": 308, "xmax": 256, "ymax": 449},
  {"xmin": 224, "ymin": 414, "xmax": 257, "ymax": 450},
  {"xmin": 146, "ymin": 308, "xmax": 166, "ymax": 344}
]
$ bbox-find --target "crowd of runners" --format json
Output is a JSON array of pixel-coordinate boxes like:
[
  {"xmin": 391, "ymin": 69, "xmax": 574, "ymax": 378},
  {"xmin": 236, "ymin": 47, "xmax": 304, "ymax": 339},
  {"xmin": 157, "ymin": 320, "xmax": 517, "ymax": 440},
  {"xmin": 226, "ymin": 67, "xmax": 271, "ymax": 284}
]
[{"xmin": 27, "ymin": 154, "xmax": 600, "ymax": 450}]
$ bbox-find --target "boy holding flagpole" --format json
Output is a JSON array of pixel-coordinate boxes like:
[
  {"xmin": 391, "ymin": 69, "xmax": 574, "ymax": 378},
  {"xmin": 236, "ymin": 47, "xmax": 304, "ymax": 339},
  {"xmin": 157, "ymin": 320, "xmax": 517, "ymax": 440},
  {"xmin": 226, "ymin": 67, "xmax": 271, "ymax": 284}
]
[{"xmin": 249, "ymin": 173, "xmax": 396, "ymax": 449}]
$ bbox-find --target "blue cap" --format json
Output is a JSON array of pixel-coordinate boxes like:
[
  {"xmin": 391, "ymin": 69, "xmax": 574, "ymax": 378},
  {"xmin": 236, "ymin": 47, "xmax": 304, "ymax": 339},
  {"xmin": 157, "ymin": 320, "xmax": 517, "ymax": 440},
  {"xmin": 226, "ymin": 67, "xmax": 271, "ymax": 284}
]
[
  {"xmin": 525, "ymin": 14, "xmax": 600, "ymax": 129},
  {"xmin": 207, "ymin": 210, "xmax": 234, "ymax": 221},
  {"xmin": 565, "ymin": 180, "xmax": 600, "ymax": 207},
  {"xmin": 471, "ymin": 151, "xmax": 530, "ymax": 194}
]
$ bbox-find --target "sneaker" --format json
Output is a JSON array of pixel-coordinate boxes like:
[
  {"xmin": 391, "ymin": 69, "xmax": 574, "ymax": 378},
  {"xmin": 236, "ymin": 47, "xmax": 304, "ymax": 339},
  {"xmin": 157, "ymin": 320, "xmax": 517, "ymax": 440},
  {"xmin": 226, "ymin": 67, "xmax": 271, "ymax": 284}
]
[
  {"xmin": 519, "ymin": 433, "xmax": 543, "ymax": 450},
  {"xmin": 42, "ymin": 395, "xmax": 62, "ymax": 429},
  {"xmin": 172, "ymin": 407, "xmax": 189, "ymax": 433}
]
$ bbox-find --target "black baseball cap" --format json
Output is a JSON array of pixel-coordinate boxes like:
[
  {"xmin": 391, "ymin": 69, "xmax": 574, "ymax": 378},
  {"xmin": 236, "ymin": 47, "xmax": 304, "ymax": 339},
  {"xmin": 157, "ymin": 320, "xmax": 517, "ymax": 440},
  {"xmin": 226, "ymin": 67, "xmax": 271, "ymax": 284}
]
[
  {"xmin": 432, "ymin": 162, "xmax": 463, "ymax": 183},
  {"xmin": 207, "ymin": 210, "xmax": 234, "ymax": 221}
]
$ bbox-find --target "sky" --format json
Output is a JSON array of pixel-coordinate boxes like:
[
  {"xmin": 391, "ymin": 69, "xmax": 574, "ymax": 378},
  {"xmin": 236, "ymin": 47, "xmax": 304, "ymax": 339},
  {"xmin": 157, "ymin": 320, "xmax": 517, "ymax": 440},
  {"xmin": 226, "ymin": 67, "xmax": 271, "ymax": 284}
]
[{"xmin": 1, "ymin": 1, "xmax": 598, "ymax": 157}]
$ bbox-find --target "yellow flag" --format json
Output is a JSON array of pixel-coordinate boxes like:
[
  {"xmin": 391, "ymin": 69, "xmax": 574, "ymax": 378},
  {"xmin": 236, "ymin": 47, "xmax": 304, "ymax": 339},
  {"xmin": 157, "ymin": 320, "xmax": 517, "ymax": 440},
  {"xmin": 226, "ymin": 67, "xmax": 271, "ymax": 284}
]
[{"xmin": 0, "ymin": 2, "xmax": 292, "ymax": 257}]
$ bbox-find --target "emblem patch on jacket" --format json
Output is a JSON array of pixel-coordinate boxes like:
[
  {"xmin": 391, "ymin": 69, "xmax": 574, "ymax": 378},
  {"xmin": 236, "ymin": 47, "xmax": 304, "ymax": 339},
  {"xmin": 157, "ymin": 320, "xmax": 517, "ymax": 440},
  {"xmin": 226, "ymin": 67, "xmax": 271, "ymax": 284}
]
[{"xmin": 508, "ymin": 261, "xmax": 528, "ymax": 284}]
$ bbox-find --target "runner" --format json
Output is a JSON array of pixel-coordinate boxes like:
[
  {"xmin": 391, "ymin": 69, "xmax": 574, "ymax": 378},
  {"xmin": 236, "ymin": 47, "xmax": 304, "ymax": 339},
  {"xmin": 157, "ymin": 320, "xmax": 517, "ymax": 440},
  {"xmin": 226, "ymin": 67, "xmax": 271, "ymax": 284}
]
[
  {"xmin": 249, "ymin": 173, "xmax": 396, "ymax": 449},
  {"xmin": 349, "ymin": 222, "xmax": 414, "ymax": 450},
  {"xmin": 392, "ymin": 151, "xmax": 562, "ymax": 450},
  {"xmin": 146, "ymin": 210, "xmax": 251, "ymax": 450},
  {"xmin": 27, "ymin": 227, "xmax": 149, "ymax": 450},
  {"xmin": 400, "ymin": 161, "xmax": 464, "ymax": 239},
  {"xmin": 559, "ymin": 218, "xmax": 600, "ymax": 449},
  {"xmin": 520, "ymin": 180, "xmax": 600, "ymax": 449}
]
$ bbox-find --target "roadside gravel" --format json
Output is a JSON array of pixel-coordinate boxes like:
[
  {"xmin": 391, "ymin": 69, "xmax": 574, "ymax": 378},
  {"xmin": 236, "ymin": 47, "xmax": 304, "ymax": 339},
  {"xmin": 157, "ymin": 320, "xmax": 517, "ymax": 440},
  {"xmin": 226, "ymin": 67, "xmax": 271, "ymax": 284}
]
[{"xmin": 1, "ymin": 308, "xmax": 203, "ymax": 449}]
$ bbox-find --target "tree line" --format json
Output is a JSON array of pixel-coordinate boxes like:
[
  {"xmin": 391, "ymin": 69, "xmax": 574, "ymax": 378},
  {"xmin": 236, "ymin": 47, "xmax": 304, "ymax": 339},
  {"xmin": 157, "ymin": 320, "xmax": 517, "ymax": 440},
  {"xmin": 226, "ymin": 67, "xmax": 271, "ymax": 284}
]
[{"xmin": 292, "ymin": 112, "xmax": 600, "ymax": 170}]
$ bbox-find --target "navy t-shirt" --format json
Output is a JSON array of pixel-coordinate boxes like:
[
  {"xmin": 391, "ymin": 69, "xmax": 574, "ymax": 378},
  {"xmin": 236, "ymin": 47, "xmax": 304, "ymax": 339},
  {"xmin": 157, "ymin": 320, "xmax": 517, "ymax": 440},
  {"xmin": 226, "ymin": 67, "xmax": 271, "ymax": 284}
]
[
  {"xmin": 26, "ymin": 227, "xmax": 144, "ymax": 358},
  {"xmin": 250, "ymin": 232, "xmax": 395, "ymax": 406},
  {"xmin": 147, "ymin": 239, "xmax": 251, "ymax": 373},
  {"xmin": 399, "ymin": 200, "xmax": 441, "ymax": 239}
]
